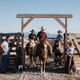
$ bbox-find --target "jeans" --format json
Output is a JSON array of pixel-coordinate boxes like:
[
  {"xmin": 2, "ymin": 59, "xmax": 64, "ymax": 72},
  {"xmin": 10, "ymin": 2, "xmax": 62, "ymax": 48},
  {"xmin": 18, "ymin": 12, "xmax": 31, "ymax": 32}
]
[
  {"xmin": 67, "ymin": 56, "xmax": 74, "ymax": 72},
  {"xmin": 2, "ymin": 55, "xmax": 9, "ymax": 70}
]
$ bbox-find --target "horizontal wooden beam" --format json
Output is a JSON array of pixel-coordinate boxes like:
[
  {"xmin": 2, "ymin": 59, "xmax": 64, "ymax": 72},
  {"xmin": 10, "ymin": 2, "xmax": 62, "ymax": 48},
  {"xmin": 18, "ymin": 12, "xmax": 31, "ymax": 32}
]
[
  {"xmin": 16, "ymin": 14, "xmax": 73, "ymax": 18},
  {"xmin": 0, "ymin": 33, "xmax": 21, "ymax": 36}
]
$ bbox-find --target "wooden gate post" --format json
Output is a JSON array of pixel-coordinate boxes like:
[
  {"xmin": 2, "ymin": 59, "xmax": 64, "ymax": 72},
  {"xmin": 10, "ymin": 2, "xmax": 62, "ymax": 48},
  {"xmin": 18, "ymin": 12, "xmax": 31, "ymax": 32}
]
[
  {"xmin": 21, "ymin": 18, "xmax": 25, "ymax": 67},
  {"xmin": 64, "ymin": 18, "xmax": 68, "ymax": 70}
]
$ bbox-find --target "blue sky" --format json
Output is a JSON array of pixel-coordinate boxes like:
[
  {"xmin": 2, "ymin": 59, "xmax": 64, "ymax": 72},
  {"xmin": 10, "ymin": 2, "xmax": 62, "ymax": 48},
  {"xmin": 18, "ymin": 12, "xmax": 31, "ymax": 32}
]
[{"xmin": 0, "ymin": 0, "xmax": 80, "ymax": 34}]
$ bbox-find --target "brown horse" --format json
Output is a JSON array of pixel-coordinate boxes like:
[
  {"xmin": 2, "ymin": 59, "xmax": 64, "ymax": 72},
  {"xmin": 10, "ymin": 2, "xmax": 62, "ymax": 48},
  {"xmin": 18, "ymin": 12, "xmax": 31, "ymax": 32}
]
[
  {"xmin": 26, "ymin": 40, "xmax": 37, "ymax": 67},
  {"xmin": 36, "ymin": 39, "xmax": 52, "ymax": 74},
  {"xmin": 53, "ymin": 40, "xmax": 64, "ymax": 66}
]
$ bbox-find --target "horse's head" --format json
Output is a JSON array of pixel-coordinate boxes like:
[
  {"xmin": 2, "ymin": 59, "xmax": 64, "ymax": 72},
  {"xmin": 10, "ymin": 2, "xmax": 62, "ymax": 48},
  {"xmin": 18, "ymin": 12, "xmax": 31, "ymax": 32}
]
[
  {"xmin": 54, "ymin": 40, "xmax": 64, "ymax": 54},
  {"xmin": 40, "ymin": 39, "xmax": 48, "ymax": 52},
  {"xmin": 55, "ymin": 40, "xmax": 59, "ymax": 46}
]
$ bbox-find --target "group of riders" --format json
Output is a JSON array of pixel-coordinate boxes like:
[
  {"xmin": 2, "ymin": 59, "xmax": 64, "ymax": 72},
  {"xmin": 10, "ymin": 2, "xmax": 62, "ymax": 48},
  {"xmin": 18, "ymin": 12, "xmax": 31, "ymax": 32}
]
[
  {"xmin": 28, "ymin": 26, "xmax": 63, "ymax": 53},
  {"xmin": 27, "ymin": 26, "xmax": 76, "ymax": 74},
  {"xmin": 0, "ymin": 26, "xmax": 75, "ymax": 74}
]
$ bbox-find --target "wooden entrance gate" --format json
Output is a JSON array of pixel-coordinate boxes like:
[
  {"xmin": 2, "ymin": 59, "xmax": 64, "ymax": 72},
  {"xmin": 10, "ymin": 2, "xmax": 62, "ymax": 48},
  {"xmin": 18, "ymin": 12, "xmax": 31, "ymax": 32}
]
[{"xmin": 16, "ymin": 14, "xmax": 73, "ymax": 67}]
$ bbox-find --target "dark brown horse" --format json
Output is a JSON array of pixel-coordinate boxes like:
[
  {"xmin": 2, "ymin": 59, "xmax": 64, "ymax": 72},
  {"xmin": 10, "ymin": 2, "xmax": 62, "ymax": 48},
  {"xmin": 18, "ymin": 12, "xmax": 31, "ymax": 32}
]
[{"xmin": 36, "ymin": 39, "xmax": 52, "ymax": 74}]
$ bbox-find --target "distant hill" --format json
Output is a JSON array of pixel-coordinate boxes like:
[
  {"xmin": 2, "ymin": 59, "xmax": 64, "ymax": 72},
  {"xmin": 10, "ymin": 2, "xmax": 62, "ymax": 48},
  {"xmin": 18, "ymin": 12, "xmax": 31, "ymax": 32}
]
[{"xmin": 25, "ymin": 32, "xmax": 57, "ymax": 38}]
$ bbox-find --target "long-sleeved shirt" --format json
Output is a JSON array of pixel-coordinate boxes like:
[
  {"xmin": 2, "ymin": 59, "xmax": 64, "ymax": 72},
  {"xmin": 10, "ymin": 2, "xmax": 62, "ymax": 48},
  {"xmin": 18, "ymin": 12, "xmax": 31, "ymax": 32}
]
[
  {"xmin": 56, "ymin": 34, "xmax": 63, "ymax": 40},
  {"xmin": 28, "ymin": 33, "xmax": 36, "ymax": 40},
  {"xmin": 37, "ymin": 31, "xmax": 47, "ymax": 40}
]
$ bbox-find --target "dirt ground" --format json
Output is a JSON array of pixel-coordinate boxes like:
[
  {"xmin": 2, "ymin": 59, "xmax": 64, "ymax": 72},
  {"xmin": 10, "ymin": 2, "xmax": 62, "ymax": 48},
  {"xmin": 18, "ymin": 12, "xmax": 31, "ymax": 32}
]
[
  {"xmin": 0, "ymin": 69, "xmax": 80, "ymax": 80},
  {"xmin": 0, "ymin": 56, "xmax": 80, "ymax": 80}
]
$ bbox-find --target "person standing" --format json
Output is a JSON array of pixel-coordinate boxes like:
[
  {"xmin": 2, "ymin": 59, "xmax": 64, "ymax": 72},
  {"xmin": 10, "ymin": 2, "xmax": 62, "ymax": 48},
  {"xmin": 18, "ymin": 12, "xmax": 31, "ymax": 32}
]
[
  {"xmin": 0, "ymin": 36, "xmax": 10, "ymax": 73},
  {"xmin": 16, "ymin": 43, "xmax": 23, "ymax": 73},
  {"xmin": 67, "ymin": 41, "xmax": 75, "ymax": 74}
]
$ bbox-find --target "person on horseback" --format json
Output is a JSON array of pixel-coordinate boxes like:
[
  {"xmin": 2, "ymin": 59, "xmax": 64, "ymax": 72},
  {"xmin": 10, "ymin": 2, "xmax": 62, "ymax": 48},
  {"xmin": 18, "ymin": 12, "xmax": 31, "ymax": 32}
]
[
  {"xmin": 37, "ymin": 26, "xmax": 47, "ymax": 41},
  {"xmin": 53, "ymin": 30, "xmax": 64, "ymax": 66},
  {"xmin": 37, "ymin": 26, "xmax": 52, "ymax": 55},
  {"xmin": 56, "ymin": 30, "xmax": 64, "ymax": 51},
  {"xmin": 26, "ymin": 30, "xmax": 37, "ymax": 67},
  {"xmin": 28, "ymin": 29, "xmax": 36, "ymax": 41},
  {"xmin": 56, "ymin": 30, "xmax": 63, "ymax": 41}
]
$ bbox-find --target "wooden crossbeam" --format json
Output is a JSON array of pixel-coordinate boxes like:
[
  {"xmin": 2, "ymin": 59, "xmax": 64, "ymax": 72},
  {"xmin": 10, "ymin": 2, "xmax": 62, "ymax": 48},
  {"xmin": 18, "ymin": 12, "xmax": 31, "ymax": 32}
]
[
  {"xmin": 23, "ymin": 18, "xmax": 33, "ymax": 29},
  {"xmin": 17, "ymin": 14, "xmax": 72, "ymax": 18},
  {"xmin": 54, "ymin": 17, "xmax": 66, "ymax": 30}
]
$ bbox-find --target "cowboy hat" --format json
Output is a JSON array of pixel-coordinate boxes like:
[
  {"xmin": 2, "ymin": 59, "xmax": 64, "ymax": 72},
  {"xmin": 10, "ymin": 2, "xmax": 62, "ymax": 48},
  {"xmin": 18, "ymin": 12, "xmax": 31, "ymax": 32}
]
[
  {"xmin": 57, "ymin": 30, "xmax": 62, "ymax": 33},
  {"xmin": 40, "ymin": 26, "xmax": 46, "ymax": 30},
  {"xmin": 30, "ymin": 29, "xmax": 35, "ymax": 32},
  {"xmin": 67, "ymin": 40, "xmax": 73, "ymax": 44}
]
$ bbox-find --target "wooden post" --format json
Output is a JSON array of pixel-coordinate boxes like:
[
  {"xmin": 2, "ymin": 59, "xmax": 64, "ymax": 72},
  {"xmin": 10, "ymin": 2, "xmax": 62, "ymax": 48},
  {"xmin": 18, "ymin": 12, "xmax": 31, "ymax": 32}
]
[
  {"xmin": 64, "ymin": 18, "xmax": 68, "ymax": 71},
  {"xmin": 21, "ymin": 18, "xmax": 24, "ymax": 34},
  {"xmin": 21, "ymin": 18, "xmax": 25, "ymax": 67}
]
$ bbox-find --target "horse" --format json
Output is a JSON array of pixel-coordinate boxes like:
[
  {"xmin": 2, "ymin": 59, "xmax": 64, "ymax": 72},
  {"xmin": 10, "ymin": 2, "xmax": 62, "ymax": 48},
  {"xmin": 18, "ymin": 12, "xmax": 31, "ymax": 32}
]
[
  {"xmin": 53, "ymin": 40, "xmax": 64, "ymax": 67},
  {"xmin": 36, "ymin": 39, "xmax": 52, "ymax": 74},
  {"xmin": 26, "ymin": 40, "xmax": 37, "ymax": 67}
]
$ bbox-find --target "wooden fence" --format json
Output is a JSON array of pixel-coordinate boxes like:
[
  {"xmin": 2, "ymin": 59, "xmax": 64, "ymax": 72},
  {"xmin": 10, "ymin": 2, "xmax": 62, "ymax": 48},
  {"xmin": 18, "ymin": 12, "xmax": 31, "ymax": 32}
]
[
  {"xmin": 0, "ymin": 33, "xmax": 23, "ymax": 68},
  {"xmin": 0, "ymin": 33, "xmax": 80, "ymax": 69}
]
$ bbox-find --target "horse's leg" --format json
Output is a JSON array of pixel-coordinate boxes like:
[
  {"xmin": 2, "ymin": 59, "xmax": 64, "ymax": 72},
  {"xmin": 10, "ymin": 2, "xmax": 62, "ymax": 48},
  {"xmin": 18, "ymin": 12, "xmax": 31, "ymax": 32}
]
[
  {"xmin": 30, "ymin": 55, "xmax": 33, "ymax": 67},
  {"xmin": 40, "ymin": 60, "xmax": 43, "ymax": 74},
  {"xmin": 43, "ymin": 59, "xmax": 46, "ymax": 74},
  {"xmin": 55, "ymin": 54, "xmax": 57, "ymax": 66},
  {"xmin": 31, "ymin": 56, "xmax": 36, "ymax": 67},
  {"xmin": 33, "ymin": 56, "xmax": 36, "ymax": 67}
]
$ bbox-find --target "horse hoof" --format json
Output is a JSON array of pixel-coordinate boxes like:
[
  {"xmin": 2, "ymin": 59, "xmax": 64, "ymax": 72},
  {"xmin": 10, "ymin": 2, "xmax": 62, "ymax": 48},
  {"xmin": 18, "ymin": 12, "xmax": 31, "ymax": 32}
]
[
  {"xmin": 43, "ymin": 71, "xmax": 45, "ymax": 75},
  {"xmin": 41, "ymin": 71, "xmax": 43, "ymax": 74}
]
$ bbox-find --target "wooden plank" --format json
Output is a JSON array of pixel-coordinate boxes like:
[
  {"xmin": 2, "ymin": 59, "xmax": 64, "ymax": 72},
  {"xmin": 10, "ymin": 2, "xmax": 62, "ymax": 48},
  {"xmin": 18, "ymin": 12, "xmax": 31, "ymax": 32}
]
[
  {"xmin": 0, "ymin": 33, "xmax": 21, "ymax": 36},
  {"xmin": 69, "ymin": 33, "xmax": 80, "ymax": 36},
  {"xmin": 16, "ymin": 14, "xmax": 73, "ymax": 18},
  {"xmin": 54, "ymin": 17, "xmax": 66, "ymax": 30},
  {"xmin": 72, "ymin": 39, "xmax": 80, "ymax": 53},
  {"xmin": 8, "ymin": 35, "xmax": 18, "ymax": 55},
  {"xmin": 1, "ymin": 39, "xmax": 22, "ymax": 42},
  {"xmin": 10, "ymin": 50, "xmax": 16, "ymax": 52},
  {"xmin": 23, "ymin": 18, "xmax": 33, "ymax": 29}
]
